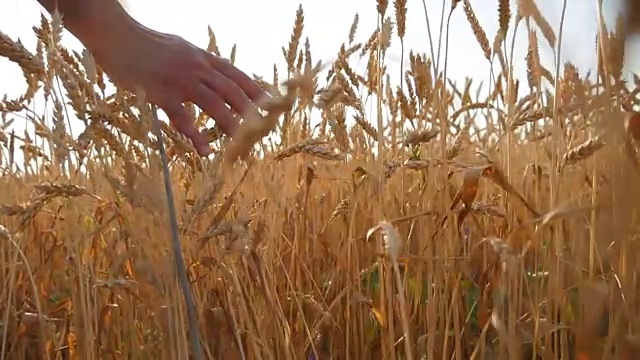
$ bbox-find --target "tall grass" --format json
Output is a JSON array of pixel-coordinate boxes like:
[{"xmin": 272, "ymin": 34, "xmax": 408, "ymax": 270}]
[{"xmin": 1, "ymin": 0, "xmax": 640, "ymax": 359}]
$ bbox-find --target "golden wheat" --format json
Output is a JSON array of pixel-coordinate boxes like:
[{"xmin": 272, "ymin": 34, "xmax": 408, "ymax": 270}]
[{"xmin": 1, "ymin": 2, "xmax": 640, "ymax": 360}]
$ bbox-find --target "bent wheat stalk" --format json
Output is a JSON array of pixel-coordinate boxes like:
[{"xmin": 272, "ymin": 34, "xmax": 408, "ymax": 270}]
[{"xmin": 150, "ymin": 104, "xmax": 203, "ymax": 360}]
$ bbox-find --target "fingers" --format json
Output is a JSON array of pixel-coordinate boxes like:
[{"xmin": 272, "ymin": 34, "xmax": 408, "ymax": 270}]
[
  {"xmin": 162, "ymin": 100, "xmax": 212, "ymax": 156},
  {"xmin": 201, "ymin": 70, "xmax": 264, "ymax": 122},
  {"xmin": 205, "ymin": 53, "xmax": 270, "ymax": 103},
  {"xmin": 189, "ymin": 83, "xmax": 238, "ymax": 137}
]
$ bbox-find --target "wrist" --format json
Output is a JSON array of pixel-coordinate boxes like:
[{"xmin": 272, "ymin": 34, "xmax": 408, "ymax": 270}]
[{"xmin": 52, "ymin": 1, "xmax": 141, "ymax": 56}]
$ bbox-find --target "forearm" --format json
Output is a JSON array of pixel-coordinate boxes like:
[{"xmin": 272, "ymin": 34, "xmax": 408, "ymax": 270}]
[{"xmin": 35, "ymin": 0, "xmax": 137, "ymax": 53}]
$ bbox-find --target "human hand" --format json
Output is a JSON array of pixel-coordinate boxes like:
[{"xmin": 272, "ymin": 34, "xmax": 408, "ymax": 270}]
[{"xmin": 90, "ymin": 24, "xmax": 267, "ymax": 156}]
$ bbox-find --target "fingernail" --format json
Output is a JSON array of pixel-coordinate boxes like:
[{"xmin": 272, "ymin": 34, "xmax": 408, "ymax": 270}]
[{"xmin": 199, "ymin": 145, "xmax": 212, "ymax": 156}]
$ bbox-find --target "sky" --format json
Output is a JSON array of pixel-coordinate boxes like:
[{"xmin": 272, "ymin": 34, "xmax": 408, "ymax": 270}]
[{"xmin": 0, "ymin": 0, "xmax": 635, "ymax": 150}]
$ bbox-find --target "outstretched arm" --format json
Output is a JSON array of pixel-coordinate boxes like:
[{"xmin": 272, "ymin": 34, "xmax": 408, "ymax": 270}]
[{"xmin": 33, "ymin": 0, "xmax": 267, "ymax": 157}]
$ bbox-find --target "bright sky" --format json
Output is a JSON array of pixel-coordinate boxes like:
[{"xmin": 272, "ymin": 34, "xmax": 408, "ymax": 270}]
[{"xmin": 0, "ymin": 0, "xmax": 635, "ymax": 141}]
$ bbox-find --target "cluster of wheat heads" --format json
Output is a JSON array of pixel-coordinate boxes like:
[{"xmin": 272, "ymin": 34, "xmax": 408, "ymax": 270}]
[{"xmin": 2, "ymin": 0, "xmax": 640, "ymax": 359}]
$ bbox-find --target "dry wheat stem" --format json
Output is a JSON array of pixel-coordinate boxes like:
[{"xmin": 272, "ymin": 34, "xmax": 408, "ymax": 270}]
[{"xmin": 149, "ymin": 104, "xmax": 203, "ymax": 360}]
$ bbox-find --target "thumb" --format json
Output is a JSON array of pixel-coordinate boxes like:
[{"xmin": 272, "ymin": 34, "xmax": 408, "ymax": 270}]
[{"xmin": 162, "ymin": 102, "xmax": 212, "ymax": 156}]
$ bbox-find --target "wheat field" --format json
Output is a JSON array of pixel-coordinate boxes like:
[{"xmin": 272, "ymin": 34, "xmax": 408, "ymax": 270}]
[{"xmin": 2, "ymin": 0, "xmax": 640, "ymax": 359}]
